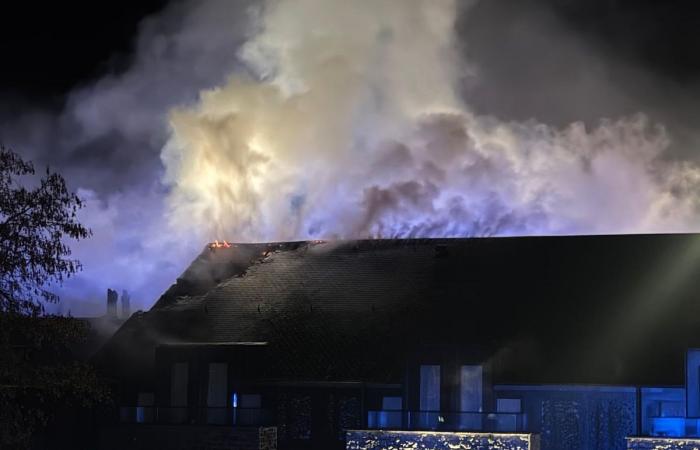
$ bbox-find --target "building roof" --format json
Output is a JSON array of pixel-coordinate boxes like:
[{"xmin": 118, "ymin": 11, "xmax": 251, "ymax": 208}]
[
  {"xmin": 71, "ymin": 315, "xmax": 126, "ymax": 359},
  {"xmin": 96, "ymin": 235, "xmax": 700, "ymax": 386}
]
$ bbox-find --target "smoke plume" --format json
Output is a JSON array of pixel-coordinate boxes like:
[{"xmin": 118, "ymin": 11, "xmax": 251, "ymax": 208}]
[
  {"xmin": 162, "ymin": 0, "xmax": 700, "ymax": 243},
  {"xmin": 2, "ymin": 0, "xmax": 700, "ymax": 313}
]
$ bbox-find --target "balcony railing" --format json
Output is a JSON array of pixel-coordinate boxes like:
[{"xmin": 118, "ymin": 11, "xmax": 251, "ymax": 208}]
[
  {"xmin": 118, "ymin": 406, "xmax": 274, "ymax": 426},
  {"xmin": 646, "ymin": 416, "xmax": 700, "ymax": 438},
  {"xmin": 367, "ymin": 410, "xmax": 526, "ymax": 433}
]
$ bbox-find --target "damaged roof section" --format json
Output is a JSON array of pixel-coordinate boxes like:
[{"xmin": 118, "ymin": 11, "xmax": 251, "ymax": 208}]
[
  {"xmin": 98, "ymin": 235, "xmax": 700, "ymax": 386},
  {"xmin": 152, "ymin": 241, "xmax": 310, "ymax": 309}
]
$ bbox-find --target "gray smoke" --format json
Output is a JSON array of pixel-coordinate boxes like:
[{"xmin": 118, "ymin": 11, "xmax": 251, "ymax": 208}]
[
  {"xmin": 161, "ymin": 0, "xmax": 700, "ymax": 242},
  {"xmin": 0, "ymin": 0, "xmax": 698, "ymax": 314}
]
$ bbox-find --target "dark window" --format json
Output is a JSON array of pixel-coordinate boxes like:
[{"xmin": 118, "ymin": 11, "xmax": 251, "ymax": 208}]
[
  {"xmin": 420, "ymin": 365, "xmax": 440, "ymax": 411},
  {"xmin": 382, "ymin": 396, "xmax": 402, "ymax": 410},
  {"xmin": 497, "ymin": 398, "xmax": 521, "ymax": 413},
  {"xmin": 206, "ymin": 363, "xmax": 228, "ymax": 424},
  {"xmin": 168, "ymin": 362, "xmax": 189, "ymax": 424},
  {"xmin": 136, "ymin": 392, "xmax": 154, "ymax": 423},
  {"xmin": 459, "ymin": 365, "xmax": 483, "ymax": 412},
  {"xmin": 170, "ymin": 362, "xmax": 188, "ymax": 407}
]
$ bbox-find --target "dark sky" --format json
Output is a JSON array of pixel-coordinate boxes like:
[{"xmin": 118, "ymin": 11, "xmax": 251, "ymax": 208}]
[
  {"xmin": 1, "ymin": 1, "xmax": 699, "ymax": 100},
  {"xmin": 548, "ymin": 0, "xmax": 700, "ymax": 81},
  {"xmin": 0, "ymin": 2, "xmax": 168, "ymax": 102},
  {"xmin": 1, "ymin": 0, "xmax": 700, "ymax": 315}
]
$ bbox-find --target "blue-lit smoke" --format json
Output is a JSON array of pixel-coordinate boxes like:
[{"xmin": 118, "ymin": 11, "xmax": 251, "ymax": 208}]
[
  {"xmin": 161, "ymin": 0, "xmax": 700, "ymax": 244},
  {"xmin": 5, "ymin": 0, "xmax": 700, "ymax": 315}
]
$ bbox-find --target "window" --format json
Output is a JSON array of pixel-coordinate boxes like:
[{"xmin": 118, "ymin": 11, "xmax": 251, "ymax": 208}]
[
  {"xmin": 236, "ymin": 394, "xmax": 263, "ymax": 426},
  {"xmin": 240, "ymin": 394, "xmax": 262, "ymax": 408},
  {"xmin": 417, "ymin": 365, "xmax": 441, "ymax": 430},
  {"xmin": 459, "ymin": 365, "xmax": 483, "ymax": 412},
  {"xmin": 207, "ymin": 363, "xmax": 228, "ymax": 407},
  {"xmin": 686, "ymin": 349, "xmax": 700, "ymax": 417},
  {"xmin": 137, "ymin": 392, "xmax": 154, "ymax": 405},
  {"xmin": 136, "ymin": 392, "xmax": 154, "ymax": 423},
  {"xmin": 494, "ymin": 398, "xmax": 522, "ymax": 432},
  {"xmin": 169, "ymin": 362, "xmax": 189, "ymax": 423},
  {"xmin": 497, "ymin": 398, "xmax": 521, "ymax": 413},
  {"xmin": 171, "ymin": 362, "xmax": 189, "ymax": 407},
  {"xmin": 420, "ymin": 365, "xmax": 441, "ymax": 411},
  {"xmin": 207, "ymin": 363, "xmax": 228, "ymax": 424},
  {"xmin": 382, "ymin": 396, "xmax": 402, "ymax": 411},
  {"xmin": 640, "ymin": 387, "xmax": 686, "ymax": 435},
  {"xmin": 369, "ymin": 397, "xmax": 403, "ymax": 429}
]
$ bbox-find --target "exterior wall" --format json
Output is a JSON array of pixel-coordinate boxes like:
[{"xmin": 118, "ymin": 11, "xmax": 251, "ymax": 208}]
[
  {"xmin": 639, "ymin": 387, "xmax": 688, "ymax": 436},
  {"xmin": 627, "ymin": 437, "xmax": 700, "ymax": 449},
  {"xmin": 154, "ymin": 343, "xmax": 268, "ymax": 412},
  {"xmin": 686, "ymin": 350, "xmax": 700, "ymax": 417},
  {"xmin": 273, "ymin": 384, "xmax": 363, "ymax": 449},
  {"xmin": 98, "ymin": 425, "xmax": 276, "ymax": 450},
  {"xmin": 346, "ymin": 430, "xmax": 540, "ymax": 450},
  {"xmin": 495, "ymin": 385, "xmax": 637, "ymax": 450}
]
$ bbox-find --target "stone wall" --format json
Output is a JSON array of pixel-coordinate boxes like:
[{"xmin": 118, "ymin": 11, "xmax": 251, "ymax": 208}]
[
  {"xmin": 346, "ymin": 429, "xmax": 540, "ymax": 450},
  {"xmin": 627, "ymin": 437, "xmax": 700, "ymax": 450},
  {"xmin": 98, "ymin": 425, "xmax": 277, "ymax": 450}
]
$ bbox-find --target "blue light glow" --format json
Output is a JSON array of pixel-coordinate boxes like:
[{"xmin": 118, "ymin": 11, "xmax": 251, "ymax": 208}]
[{"xmin": 651, "ymin": 418, "xmax": 685, "ymax": 437}]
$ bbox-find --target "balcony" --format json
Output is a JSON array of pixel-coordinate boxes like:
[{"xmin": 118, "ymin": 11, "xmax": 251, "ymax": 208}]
[
  {"xmin": 366, "ymin": 410, "xmax": 526, "ymax": 432},
  {"xmin": 647, "ymin": 417, "xmax": 700, "ymax": 438},
  {"xmin": 118, "ymin": 406, "xmax": 274, "ymax": 426}
]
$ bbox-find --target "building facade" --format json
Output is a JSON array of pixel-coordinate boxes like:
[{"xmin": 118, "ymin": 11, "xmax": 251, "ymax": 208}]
[{"xmin": 95, "ymin": 236, "xmax": 700, "ymax": 450}]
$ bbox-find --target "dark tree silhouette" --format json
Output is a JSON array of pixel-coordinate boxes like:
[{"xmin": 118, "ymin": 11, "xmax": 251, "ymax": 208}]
[
  {"xmin": 0, "ymin": 147, "xmax": 108, "ymax": 449},
  {"xmin": 0, "ymin": 145, "xmax": 90, "ymax": 315}
]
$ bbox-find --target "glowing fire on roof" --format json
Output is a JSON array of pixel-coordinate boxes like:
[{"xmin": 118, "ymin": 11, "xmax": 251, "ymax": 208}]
[{"xmin": 209, "ymin": 240, "xmax": 232, "ymax": 249}]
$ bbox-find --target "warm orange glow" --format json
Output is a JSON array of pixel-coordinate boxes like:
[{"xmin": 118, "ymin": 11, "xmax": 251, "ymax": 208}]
[{"xmin": 209, "ymin": 240, "xmax": 232, "ymax": 249}]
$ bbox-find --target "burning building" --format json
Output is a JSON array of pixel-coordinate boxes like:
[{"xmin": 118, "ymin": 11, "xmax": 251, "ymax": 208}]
[{"xmin": 94, "ymin": 235, "xmax": 700, "ymax": 450}]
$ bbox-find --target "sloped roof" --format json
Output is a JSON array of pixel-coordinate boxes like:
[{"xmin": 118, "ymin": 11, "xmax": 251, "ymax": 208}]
[{"xmin": 97, "ymin": 235, "xmax": 700, "ymax": 386}]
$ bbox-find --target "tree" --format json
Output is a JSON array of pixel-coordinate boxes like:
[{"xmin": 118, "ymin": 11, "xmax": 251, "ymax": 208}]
[
  {"xmin": 0, "ymin": 145, "xmax": 90, "ymax": 315},
  {"xmin": 0, "ymin": 146, "xmax": 108, "ymax": 449}
]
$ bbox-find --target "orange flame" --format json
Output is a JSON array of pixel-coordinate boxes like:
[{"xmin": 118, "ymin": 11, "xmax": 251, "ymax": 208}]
[{"xmin": 209, "ymin": 240, "xmax": 232, "ymax": 249}]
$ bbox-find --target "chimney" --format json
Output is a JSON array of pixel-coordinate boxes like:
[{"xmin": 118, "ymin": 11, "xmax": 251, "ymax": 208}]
[
  {"xmin": 121, "ymin": 289, "xmax": 131, "ymax": 318},
  {"xmin": 107, "ymin": 288, "xmax": 118, "ymax": 318}
]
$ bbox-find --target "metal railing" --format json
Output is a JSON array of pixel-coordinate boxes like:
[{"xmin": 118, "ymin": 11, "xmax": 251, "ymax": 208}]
[
  {"xmin": 367, "ymin": 410, "xmax": 526, "ymax": 432},
  {"xmin": 118, "ymin": 406, "xmax": 274, "ymax": 426}
]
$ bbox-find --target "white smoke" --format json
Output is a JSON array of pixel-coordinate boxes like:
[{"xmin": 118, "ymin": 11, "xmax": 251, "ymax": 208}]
[
  {"xmin": 4, "ymin": 0, "xmax": 700, "ymax": 314},
  {"xmin": 161, "ymin": 0, "xmax": 700, "ymax": 242}
]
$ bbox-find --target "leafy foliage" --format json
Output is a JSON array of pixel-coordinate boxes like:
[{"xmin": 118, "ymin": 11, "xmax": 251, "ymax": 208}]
[
  {"xmin": 0, "ymin": 146, "xmax": 90, "ymax": 314},
  {"xmin": 0, "ymin": 147, "xmax": 109, "ymax": 448},
  {"xmin": 0, "ymin": 315, "xmax": 111, "ymax": 449}
]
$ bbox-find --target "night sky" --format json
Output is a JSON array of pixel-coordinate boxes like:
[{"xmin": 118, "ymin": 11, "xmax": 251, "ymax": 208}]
[
  {"xmin": 0, "ymin": 3, "xmax": 168, "ymax": 102},
  {"xmin": 1, "ymin": 0, "xmax": 700, "ymax": 315},
  {"xmin": 2, "ymin": 1, "xmax": 699, "ymax": 100}
]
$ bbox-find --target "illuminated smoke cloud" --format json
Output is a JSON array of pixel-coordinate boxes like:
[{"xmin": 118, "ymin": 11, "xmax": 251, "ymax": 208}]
[
  {"xmin": 161, "ymin": 0, "xmax": 700, "ymax": 242},
  {"xmin": 3, "ymin": 0, "xmax": 700, "ymax": 314}
]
